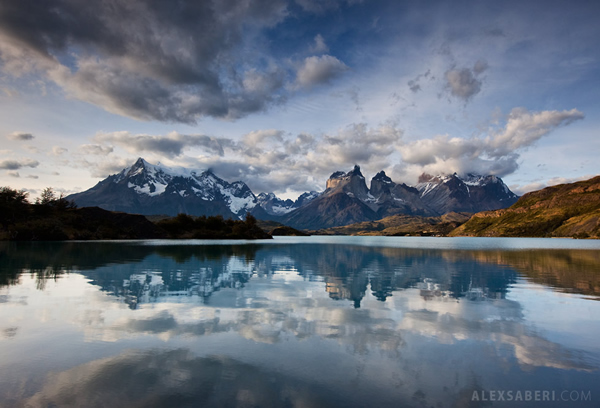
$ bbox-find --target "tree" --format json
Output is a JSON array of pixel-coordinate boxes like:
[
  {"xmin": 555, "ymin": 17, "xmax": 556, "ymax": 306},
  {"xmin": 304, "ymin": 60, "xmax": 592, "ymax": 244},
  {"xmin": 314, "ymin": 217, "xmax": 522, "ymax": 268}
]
[
  {"xmin": 0, "ymin": 187, "xmax": 30, "ymax": 227},
  {"xmin": 244, "ymin": 213, "xmax": 257, "ymax": 227},
  {"xmin": 37, "ymin": 187, "xmax": 57, "ymax": 205}
]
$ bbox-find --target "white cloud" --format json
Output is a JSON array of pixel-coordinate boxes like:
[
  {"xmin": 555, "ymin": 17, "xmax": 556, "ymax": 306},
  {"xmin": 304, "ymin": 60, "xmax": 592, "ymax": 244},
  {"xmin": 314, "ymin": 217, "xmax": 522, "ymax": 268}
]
[
  {"xmin": 75, "ymin": 108, "xmax": 583, "ymax": 196},
  {"xmin": 78, "ymin": 144, "xmax": 114, "ymax": 156},
  {"xmin": 396, "ymin": 108, "xmax": 584, "ymax": 181},
  {"xmin": 242, "ymin": 129, "xmax": 285, "ymax": 146},
  {"xmin": 51, "ymin": 146, "xmax": 68, "ymax": 156},
  {"xmin": 486, "ymin": 108, "xmax": 584, "ymax": 157}
]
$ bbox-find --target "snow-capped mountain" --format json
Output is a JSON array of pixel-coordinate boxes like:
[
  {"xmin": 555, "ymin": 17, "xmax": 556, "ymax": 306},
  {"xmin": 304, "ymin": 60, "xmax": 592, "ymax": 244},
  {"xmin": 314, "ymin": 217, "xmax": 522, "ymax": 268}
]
[
  {"xmin": 416, "ymin": 173, "xmax": 518, "ymax": 214},
  {"xmin": 67, "ymin": 158, "xmax": 258, "ymax": 219},
  {"xmin": 281, "ymin": 166, "xmax": 436, "ymax": 229},
  {"xmin": 256, "ymin": 191, "xmax": 320, "ymax": 217},
  {"xmin": 67, "ymin": 158, "xmax": 518, "ymax": 228},
  {"xmin": 280, "ymin": 167, "xmax": 519, "ymax": 229}
]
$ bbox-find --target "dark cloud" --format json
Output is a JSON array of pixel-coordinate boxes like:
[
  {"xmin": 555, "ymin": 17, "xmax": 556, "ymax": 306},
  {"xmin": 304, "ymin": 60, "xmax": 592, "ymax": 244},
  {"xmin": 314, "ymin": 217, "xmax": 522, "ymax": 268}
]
[
  {"xmin": 295, "ymin": 0, "xmax": 363, "ymax": 14},
  {"xmin": 473, "ymin": 60, "xmax": 488, "ymax": 75},
  {"xmin": 445, "ymin": 67, "xmax": 482, "ymax": 101},
  {"xmin": 296, "ymin": 55, "xmax": 349, "ymax": 88},
  {"xmin": 94, "ymin": 131, "xmax": 230, "ymax": 158},
  {"xmin": 443, "ymin": 60, "xmax": 488, "ymax": 102},
  {"xmin": 407, "ymin": 70, "xmax": 431, "ymax": 93},
  {"xmin": 0, "ymin": 159, "xmax": 39, "ymax": 170},
  {"xmin": 0, "ymin": 0, "xmax": 291, "ymax": 123},
  {"xmin": 7, "ymin": 132, "xmax": 34, "ymax": 141}
]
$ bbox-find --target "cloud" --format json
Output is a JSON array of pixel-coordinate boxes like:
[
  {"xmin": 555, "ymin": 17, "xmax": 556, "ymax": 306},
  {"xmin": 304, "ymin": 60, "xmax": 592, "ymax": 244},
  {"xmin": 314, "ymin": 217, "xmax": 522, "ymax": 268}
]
[
  {"xmin": 510, "ymin": 174, "xmax": 595, "ymax": 196},
  {"xmin": 296, "ymin": 55, "xmax": 349, "ymax": 88},
  {"xmin": 444, "ymin": 61, "xmax": 488, "ymax": 102},
  {"xmin": 242, "ymin": 129, "xmax": 285, "ymax": 146},
  {"xmin": 94, "ymin": 131, "xmax": 230, "ymax": 158},
  {"xmin": 295, "ymin": 0, "xmax": 363, "ymax": 14},
  {"xmin": 0, "ymin": 159, "xmax": 40, "ymax": 170},
  {"xmin": 78, "ymin": 144, "xmax": 114, "ymax": 156},
  {"xmin": 7, "ymin": 132, "xmax": 34, "ymax": 141},
  {"xmin": 407, "ymin": 70, "xmax": 431, "ymax": 93},
  {"xmin": 80, "ymin": 108, "xmax": 582, "ymax": 195},
  {"xmin": 0, "ymin": 0, "xmax": 290, "ymax": 123},
  {"xmin": 77, "ymin": 157, "xmax": 133, "ymax": 178},
  {"xmin": 310, "ymin": 34, "xmax": 329, "ymax": 54},
  {"xmin": 7, "ymin": 171, "xmax": 19, "ymax": 177},
  {"xmin": 51, "ymin": 146, "xmax": 68, "ymax": 156},
  {"xmin": 397, "ymin": 108, "xmax": 584, "ymax": 179},
  {"xmin": 485, "ymin": 107, "xmax": 584, "ymax": 157}
]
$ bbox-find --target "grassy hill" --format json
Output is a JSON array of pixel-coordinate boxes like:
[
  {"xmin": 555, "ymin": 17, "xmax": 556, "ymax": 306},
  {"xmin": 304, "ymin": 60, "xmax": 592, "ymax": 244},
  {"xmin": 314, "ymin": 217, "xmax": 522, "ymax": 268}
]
[
  {"xmin": 312, "ymin": 212, "xmax": 471, "ymax": 236},
  {"xmin": 450, "ymin": 176, "xmax": 600, "ymax": 238}
]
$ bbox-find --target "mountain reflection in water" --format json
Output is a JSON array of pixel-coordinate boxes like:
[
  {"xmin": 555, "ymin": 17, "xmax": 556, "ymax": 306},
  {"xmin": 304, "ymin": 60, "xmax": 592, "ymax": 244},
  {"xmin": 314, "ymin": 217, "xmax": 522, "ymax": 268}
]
[
  {"xmin": 1, "ymin": 238, "xmax": 599, "ymax": 408},
  {"xmin": 2, "ymin": 241, "xmax": 599, "ymax": 307}
]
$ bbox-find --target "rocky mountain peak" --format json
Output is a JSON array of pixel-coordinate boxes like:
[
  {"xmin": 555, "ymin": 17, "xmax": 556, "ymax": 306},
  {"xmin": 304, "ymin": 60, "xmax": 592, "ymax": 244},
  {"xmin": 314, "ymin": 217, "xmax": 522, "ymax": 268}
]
[
  {"xmin": 325, "ymin": 165, "xmax": 369, "ymax": 199},
  {"xmin": 372, "ymin": 171, "xmax": 392, "ymax": 183},
  {"xmin": 370, "ymin": 171, "xmax": 395, "ymax": 198}
]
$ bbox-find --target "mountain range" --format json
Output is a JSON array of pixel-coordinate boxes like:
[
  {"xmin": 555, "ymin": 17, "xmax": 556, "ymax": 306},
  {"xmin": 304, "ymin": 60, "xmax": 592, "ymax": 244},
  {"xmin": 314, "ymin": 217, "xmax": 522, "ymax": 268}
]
[{"xmin": 66, "ymin": 158, "xmax": 519, "ymax": 229}]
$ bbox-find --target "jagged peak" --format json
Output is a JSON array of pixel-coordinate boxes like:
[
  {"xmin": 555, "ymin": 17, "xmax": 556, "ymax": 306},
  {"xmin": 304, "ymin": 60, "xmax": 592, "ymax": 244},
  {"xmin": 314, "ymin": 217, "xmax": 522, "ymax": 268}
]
[
  {"xmin": 372, "ymin": 170, "xmax": 392, "ymax": 183},
  {"xmin": 348, "ymin": 164, "xmax": 363, "ymax": 177},
  {"xmin": 329, "ymin": 165, "xmax": 364, "ymax": 181}
]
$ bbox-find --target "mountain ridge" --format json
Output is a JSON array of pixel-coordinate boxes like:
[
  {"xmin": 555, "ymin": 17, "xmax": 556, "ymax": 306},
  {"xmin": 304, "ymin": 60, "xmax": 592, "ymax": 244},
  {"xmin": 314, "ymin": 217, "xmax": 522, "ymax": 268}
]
[{"xmin": 66, "ymin": 158, "xmax": 519, "ymax": 229}]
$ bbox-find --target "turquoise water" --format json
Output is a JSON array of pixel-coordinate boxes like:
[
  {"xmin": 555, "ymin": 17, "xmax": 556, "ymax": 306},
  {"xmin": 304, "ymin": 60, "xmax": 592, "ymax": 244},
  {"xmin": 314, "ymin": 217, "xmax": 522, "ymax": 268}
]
[{"xmin": 1, "ymin": 236, "xmax": 599, "ymax": 407}]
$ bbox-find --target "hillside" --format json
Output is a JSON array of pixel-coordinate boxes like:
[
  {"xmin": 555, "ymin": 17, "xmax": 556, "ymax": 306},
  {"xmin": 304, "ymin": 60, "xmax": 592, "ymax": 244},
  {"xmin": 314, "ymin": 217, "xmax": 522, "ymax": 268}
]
[
  {"xmin": 313, "ymin": 212, "xmax": 471, "ymax": 236},
  {"xmin": 450, "ymin": 176, "xmax": 600, "ymax": 238}
]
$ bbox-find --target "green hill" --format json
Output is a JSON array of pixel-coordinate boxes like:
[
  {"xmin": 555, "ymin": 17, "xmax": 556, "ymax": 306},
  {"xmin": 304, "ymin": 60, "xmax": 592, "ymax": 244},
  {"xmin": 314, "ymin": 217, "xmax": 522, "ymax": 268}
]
[{"xmin": 450, "ymin": 176, "xmax": 600, "ymax": 238}]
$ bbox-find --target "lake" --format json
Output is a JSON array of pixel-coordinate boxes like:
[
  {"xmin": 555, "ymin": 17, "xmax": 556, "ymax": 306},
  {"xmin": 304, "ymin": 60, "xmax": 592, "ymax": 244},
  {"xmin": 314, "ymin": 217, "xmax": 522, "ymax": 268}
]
[{"xmin": 1, "ymin": 236, "xmax": 600, "ymax": 407}]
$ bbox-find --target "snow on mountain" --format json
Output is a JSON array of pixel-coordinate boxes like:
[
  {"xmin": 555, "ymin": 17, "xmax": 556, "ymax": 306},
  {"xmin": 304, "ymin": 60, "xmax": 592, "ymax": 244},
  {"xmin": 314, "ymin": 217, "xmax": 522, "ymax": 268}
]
[
  {"xmin": 67, "ymin": 159, "xmax": 518, "ymax": 227},
  {"xmin": 415, "ymin": 172, "xmax": 518, "ymax": 214},
  {"xmin": 122, "ymin": 158, "xmax": 257, "ymax": 215},
  {"xmin": 257, "ymin": 190, "xmax": 322, "ymax": 216},
  {"xmin": 67, "ymin": 158, "xmax": 258, "ymax": 219}
]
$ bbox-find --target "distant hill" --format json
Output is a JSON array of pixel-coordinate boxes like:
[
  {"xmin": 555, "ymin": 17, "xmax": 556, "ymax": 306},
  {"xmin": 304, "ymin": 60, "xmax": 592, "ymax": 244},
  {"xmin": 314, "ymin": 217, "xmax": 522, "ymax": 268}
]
[
  {"xmin": 450, "ymin": 176, "xmax": 600, "ymax": 238},
  {"xmin": 312, "ymin": 212, "xmax": 471, "ymax": 236}
]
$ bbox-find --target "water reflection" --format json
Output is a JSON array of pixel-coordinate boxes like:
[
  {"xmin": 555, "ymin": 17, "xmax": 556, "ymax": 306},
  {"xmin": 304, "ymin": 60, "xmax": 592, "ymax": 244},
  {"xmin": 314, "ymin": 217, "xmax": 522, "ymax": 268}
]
[
  {"xmin": 3, "ymin": 240, "xmax": 599, "ymax": 307},
  {"xmin": 1, "ymin": 239, "xmax": 600, "ymax": 408},
  {"xmin": 20, "ymin": 349, "xmax": 345, "ymax": 408}
]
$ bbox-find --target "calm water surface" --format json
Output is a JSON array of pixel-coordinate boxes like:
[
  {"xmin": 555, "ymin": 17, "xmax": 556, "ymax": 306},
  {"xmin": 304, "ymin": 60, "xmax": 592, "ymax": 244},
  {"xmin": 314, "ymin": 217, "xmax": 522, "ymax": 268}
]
[{"xmin": 1, "ymin": 236, "xmax": 600, "ymax": 408}]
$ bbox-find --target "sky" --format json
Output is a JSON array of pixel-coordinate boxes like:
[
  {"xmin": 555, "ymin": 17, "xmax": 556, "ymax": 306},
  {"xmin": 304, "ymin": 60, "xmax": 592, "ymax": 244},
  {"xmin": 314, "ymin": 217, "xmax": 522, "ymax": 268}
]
[{"xmin": 1, "ymin": 0, "xmax": 599, "ymax": 200}]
